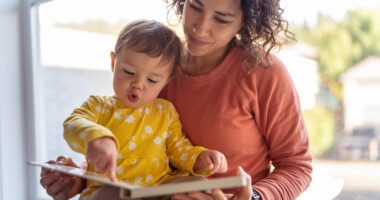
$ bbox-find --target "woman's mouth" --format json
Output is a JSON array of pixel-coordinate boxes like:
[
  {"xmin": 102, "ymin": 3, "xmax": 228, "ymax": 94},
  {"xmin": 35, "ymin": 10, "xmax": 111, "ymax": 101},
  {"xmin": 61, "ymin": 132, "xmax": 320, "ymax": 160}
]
[{"xmin": 188, "ymin": 35, "xmax": 209, "ymax": 47}]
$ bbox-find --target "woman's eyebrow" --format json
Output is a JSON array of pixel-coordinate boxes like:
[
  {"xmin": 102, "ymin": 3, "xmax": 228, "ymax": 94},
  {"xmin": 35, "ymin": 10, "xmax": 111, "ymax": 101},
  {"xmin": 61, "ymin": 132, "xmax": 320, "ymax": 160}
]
[{"xmin": 194, "ymin": 0, "xmax": 236, "ymax": 18}]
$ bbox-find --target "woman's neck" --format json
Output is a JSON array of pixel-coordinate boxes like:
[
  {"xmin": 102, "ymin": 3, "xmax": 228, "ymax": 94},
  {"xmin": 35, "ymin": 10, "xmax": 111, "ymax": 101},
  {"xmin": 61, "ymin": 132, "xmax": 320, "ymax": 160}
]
[{"xmin": 181, "ymin": 46, "xmax": 231, "ymax": 76}]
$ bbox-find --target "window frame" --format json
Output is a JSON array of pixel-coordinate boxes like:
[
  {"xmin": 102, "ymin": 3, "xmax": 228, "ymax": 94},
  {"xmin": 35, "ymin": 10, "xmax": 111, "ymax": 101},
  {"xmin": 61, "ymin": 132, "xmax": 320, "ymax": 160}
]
[{"xmin": 23, "ymin": 0, "xmax": 52, "ymax": 199}]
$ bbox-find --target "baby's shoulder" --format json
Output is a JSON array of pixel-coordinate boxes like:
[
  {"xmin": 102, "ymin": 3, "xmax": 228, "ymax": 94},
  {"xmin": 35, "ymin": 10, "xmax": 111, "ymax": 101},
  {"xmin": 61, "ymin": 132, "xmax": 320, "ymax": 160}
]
[{"xmin": 152, "ymin": 98, "xmax": 176, "ymax": 112}]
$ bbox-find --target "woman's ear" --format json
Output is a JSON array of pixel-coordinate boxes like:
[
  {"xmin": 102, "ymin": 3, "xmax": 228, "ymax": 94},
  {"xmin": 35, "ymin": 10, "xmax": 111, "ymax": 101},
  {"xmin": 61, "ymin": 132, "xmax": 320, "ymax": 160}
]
[{"xmin": 110, "ymin": 51, "xmax": 116, "ymax": 72}]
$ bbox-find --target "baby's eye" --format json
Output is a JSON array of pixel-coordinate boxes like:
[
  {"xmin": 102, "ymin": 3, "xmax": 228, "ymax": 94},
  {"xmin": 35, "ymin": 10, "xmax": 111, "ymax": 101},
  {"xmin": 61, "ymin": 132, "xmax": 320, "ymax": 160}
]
[
  {"xmin": 123, "ymin": 69, "xmax": 135, "ymax": 75},
  {"xmin": 147, "ymin": 79, "xmax": 158, "ymax": 84}
]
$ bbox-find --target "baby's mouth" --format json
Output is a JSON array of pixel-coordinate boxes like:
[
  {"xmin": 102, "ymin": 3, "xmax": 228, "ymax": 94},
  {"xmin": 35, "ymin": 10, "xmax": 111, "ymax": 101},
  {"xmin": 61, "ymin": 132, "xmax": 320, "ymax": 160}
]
[{"xmin": 128, "ymin": 94, "xmax": 139, "ymax": 103}]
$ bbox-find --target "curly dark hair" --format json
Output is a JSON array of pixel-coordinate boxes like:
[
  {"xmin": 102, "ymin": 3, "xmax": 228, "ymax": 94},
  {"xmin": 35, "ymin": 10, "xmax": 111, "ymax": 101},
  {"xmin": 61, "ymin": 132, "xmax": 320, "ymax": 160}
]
[{"xmin": 164, "ymin": 0, "xmax": 294, "ymax": 68}]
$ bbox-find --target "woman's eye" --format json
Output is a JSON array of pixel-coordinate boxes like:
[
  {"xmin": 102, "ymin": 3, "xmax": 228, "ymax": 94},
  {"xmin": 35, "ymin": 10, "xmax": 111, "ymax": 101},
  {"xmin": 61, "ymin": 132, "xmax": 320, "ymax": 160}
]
[
  {"xmin": 215, "ymin": 18, "xmax": 230, "ymax": 24},
  {"xmin": 123, "ymin": 69, "xmax": 135, "ymax": 75},
  {"xmin": 189, "ymin": 3, "xmax": 202, "ymax": 12}
]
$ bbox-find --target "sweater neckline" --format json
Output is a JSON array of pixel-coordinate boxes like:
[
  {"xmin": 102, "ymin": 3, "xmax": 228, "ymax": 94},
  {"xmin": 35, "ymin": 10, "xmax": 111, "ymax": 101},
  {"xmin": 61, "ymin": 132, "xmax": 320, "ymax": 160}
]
[{"xmin": 177, "ymin": 48, "xmax": 239, "ymax": 84}]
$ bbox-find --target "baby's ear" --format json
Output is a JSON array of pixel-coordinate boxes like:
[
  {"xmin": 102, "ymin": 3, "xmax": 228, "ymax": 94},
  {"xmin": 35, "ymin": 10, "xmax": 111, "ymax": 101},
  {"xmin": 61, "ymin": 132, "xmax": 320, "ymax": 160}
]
[{"xmin": 110, "ymin": 52, "xmax": 116, "ymax": 72}]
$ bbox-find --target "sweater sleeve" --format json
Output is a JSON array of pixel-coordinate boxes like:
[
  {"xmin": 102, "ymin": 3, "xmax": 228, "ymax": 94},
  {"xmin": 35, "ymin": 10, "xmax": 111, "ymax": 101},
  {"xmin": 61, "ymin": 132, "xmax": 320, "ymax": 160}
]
[
  {"xmin": 63, "ymin": 95, "xmax": 119, "ymax": 154},
  {"xmin": 249, "ymin": 57, "xmax": 313, "ymax": 200},
  {"xmin": 164, "ymin": 103, "xmax": 207, "ymax": 175}
]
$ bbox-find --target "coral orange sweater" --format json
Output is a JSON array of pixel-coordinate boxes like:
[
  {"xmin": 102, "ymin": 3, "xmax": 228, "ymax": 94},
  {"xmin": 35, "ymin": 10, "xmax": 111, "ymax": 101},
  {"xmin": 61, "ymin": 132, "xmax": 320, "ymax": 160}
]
[{"xmin": 160, "ymin": 47, "xmax": 312, "ymax": 200}]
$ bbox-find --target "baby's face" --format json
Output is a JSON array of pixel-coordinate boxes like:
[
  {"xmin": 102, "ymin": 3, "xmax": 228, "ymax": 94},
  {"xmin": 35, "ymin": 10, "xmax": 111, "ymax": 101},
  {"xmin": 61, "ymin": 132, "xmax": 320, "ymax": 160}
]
[{"xmin": 111, "ymin": 48, "xmax": 172, "ymax": 108}]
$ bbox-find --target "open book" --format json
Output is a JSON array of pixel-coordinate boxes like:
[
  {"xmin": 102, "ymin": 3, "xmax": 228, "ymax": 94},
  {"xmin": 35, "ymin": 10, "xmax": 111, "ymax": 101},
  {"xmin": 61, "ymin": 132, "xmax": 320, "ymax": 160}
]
[{"xmin": 29, "ymin": 161, "xmax": 247, "ymax": 199}]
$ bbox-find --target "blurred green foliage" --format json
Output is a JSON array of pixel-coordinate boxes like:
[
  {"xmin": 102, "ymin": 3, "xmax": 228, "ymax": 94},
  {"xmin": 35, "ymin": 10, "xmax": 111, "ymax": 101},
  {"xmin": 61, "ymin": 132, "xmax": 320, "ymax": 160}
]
[
  {"xmin": 294, "ymin": 9, "xmax": 380, "ymax": 157},
  {"xmin": 294, "ymin": 9, "xmax": 380, "ymax": 102},
  {"xmin": 303, "ymin": 106, "xmax": 335, "ymax": 157}
]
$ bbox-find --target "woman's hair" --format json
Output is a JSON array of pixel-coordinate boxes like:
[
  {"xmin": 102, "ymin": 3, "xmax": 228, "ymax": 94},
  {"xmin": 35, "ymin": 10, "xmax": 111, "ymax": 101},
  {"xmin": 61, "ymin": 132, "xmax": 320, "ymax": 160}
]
[
  {"xmin": 164, "ymin": 0, "xmax": 294, "ymax": 68},
  {"xmin": 114, "ymin": 19, "xmax": 181, "ymax": 75}
]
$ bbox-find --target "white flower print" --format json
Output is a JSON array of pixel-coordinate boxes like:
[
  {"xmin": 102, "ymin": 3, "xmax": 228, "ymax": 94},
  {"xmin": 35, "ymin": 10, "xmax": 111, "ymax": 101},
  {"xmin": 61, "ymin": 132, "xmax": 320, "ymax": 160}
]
[
  {"xmin": 134, "ymin": 177, "xmax": 143, "ymax": 185},
  {"xmin": 146, "ymin": 175, "xmax": 153, "ymax": 182},
  {"xmin": 137, "ymin": 108, "xmax": 143, "ymax": 115},
  {"xmin": 176, "ymin": 140, "xmax": 183, "ymax": 147},
  {"xmin": 154, "ymin": 137, "xmax": 162, "ymax": 145},
  {"xmin": 128, "ymin": 142, "xmax": 137, "ymax": 150},
  {"xmin": 125, "ymin": 115, "xmax": 135, "ymax": 124},
  {"xmin": 116, "ymin": 166, "xmax": 124, "ymax": 174},
  {"xmin": 162, "ymin": 131, "xmax": 168, "ymax": 139},
  {"xmin": 144, "ymin": 125, "xmax": 153, "ymax": 134},
  {"xmin": 168, "ymin": 118, "xmax": 173, "ymax": 125},
  {"xmin": 191, "ymin": 154, "xmax": 196, "ymax": 161},
  {"xmin": 144, "ymin": 108, "xmax": 151, "ymax": 115},
  {"xmin": 79, "ymin": 131, "xmax": 88, "ymax": 140},
  {"xmin": 114, "ymin": 112, "xmax": 121, "ymax": 119},
  {"xmin": 180, "ymin": 153, "xmax": 188, "ymax": 161},
  {"xmin": 156, "ymin": 103, "xmax": 163, "ymax": 112}
]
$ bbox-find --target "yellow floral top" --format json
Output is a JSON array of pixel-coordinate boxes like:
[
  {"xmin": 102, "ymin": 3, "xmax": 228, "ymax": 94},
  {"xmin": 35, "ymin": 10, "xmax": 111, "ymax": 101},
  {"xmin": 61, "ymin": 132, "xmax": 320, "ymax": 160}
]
[{"xmin": 63, "ymin": 95, "xmax": 207, "ymax": 199}]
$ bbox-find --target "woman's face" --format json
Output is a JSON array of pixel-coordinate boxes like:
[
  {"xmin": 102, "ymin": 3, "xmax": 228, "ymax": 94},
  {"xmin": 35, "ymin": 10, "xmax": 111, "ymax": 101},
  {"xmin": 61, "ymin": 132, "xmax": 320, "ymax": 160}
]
[{"xmin": 182, "ymin": 0, "xmax": 243, "ymax": 57}]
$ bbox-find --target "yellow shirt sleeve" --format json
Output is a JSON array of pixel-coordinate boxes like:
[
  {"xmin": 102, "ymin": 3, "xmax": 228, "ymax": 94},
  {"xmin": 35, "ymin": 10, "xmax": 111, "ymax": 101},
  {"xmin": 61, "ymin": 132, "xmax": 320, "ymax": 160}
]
[
  {"xmin": 165, "ymin": 103, "xmax": 207, "ymax": 175},
  {"xmin": 63, "ymin": 95, "xmax": 119, "ymax": 154}
]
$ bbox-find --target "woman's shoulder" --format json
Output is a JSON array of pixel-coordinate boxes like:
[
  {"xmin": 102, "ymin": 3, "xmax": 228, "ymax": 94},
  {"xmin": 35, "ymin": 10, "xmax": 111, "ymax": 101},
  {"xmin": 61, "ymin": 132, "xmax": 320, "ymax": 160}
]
[{"xmin": 233, "ymin": 49, "xmax": 291, "ymax": 82}]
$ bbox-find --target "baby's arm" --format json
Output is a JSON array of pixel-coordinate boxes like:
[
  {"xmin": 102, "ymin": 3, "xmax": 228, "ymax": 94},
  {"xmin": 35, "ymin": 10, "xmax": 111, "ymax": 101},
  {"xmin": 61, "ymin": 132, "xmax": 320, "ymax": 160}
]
[
  {"xmin": 63, "ymin": 96, "xmax": 119, "ymax": 181},
  {"xmin": 87, "ymin": 137, "xmax": 118, "ymax": 182},
  {"xmin": 193, "ymin": 150, "xmax": 228, "ymax": 175}
]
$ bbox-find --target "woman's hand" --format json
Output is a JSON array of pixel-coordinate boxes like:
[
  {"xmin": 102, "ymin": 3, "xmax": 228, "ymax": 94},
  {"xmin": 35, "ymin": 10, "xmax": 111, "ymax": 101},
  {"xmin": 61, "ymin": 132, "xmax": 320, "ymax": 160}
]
[
  {"xmin": 171, "ymin": 167, "xmax": 253, "ymax": 200},
  {"xmin": 40, "ymin": 156, "xmax": 85, "ymax": 200}
]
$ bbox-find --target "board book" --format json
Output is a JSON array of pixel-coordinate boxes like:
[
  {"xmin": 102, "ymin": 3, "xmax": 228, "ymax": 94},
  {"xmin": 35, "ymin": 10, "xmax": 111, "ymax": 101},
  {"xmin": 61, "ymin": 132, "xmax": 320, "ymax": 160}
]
[{"xmin": 29, "ymin": 161, "xmax": 247, "ymax": 199}]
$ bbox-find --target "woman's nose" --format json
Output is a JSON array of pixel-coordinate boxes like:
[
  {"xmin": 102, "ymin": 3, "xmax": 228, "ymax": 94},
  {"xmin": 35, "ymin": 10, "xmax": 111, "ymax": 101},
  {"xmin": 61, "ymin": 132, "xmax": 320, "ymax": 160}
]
[{"xmin": 192, "ymin": 15, "xmax": 210, "ymax": 37}]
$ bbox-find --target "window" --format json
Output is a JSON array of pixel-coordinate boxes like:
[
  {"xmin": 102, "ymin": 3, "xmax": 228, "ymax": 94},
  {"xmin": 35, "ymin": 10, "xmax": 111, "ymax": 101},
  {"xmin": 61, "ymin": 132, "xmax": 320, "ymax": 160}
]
[
  {"xmin": 29, "ymin": 0, "xmax": 172, "ymax": 199},
  {"xmin": 26, "ymin": 0, "xmax": 380, "ymax": 199}
]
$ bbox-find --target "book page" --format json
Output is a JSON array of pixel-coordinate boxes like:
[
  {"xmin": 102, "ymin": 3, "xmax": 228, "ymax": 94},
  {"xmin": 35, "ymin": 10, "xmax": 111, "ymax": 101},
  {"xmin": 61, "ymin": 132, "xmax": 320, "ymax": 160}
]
[{"xmin": 29, "ymin": 160, "xmax": 247, "ymax": 199}]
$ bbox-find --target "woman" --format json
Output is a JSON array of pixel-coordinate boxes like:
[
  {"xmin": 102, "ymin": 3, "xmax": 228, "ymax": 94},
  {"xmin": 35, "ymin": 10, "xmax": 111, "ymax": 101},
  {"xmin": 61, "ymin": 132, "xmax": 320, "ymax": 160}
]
[{"xmin": 40, "ymin": 0, "xmax": 312, "ymax": 199}]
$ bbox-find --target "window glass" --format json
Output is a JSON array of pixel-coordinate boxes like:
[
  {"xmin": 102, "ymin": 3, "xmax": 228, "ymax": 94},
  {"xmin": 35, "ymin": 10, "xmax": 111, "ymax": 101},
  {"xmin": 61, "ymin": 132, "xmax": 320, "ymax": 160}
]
[{"xmin": 33, "ymin": 0, "xmax": 380, "ymax": 199}]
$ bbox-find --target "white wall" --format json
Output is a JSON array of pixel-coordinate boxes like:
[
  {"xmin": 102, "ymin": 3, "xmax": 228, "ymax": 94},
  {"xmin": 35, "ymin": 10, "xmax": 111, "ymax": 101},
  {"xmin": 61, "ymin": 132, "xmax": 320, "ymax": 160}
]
[{"xmin": 0, "ymin": 0, "xmax": 28, "ymax": 199}]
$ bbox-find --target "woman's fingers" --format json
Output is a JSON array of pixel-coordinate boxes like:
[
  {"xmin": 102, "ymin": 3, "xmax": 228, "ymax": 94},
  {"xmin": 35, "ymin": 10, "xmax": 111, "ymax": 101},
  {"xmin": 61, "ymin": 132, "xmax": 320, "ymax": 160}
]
[
  {"xmin": 234, "ymin": 167, "xmax": 253, "ymax": 200},
  {"xmin": 210, "ymin": 189, "xmax": 228, "ymax": 200},
  {"xmin": 188, "ymin": 191, "xmax": 215, "ymax": 200},
  {"xmin": 171, "ymin": 193, "xmax": 195, "ymax": 200},
  {"xmin": 45, "ymin": 177, "xmax": 73, "ymax": 197},
  {"xmin": 54, "ymin": 177, "xmax": 78, "ymax": 200}
]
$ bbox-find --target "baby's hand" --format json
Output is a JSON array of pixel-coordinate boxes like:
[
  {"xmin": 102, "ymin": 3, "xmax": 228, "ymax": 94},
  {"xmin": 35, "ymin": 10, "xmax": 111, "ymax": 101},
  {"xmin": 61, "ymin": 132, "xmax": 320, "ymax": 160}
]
[
  {"xmin": 193, "ymin": 150, "xmax": 228, "ymax": 175},
  {"xmin": 86, "ymin": 137, "xmax": 118, "ymax": 182}
]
